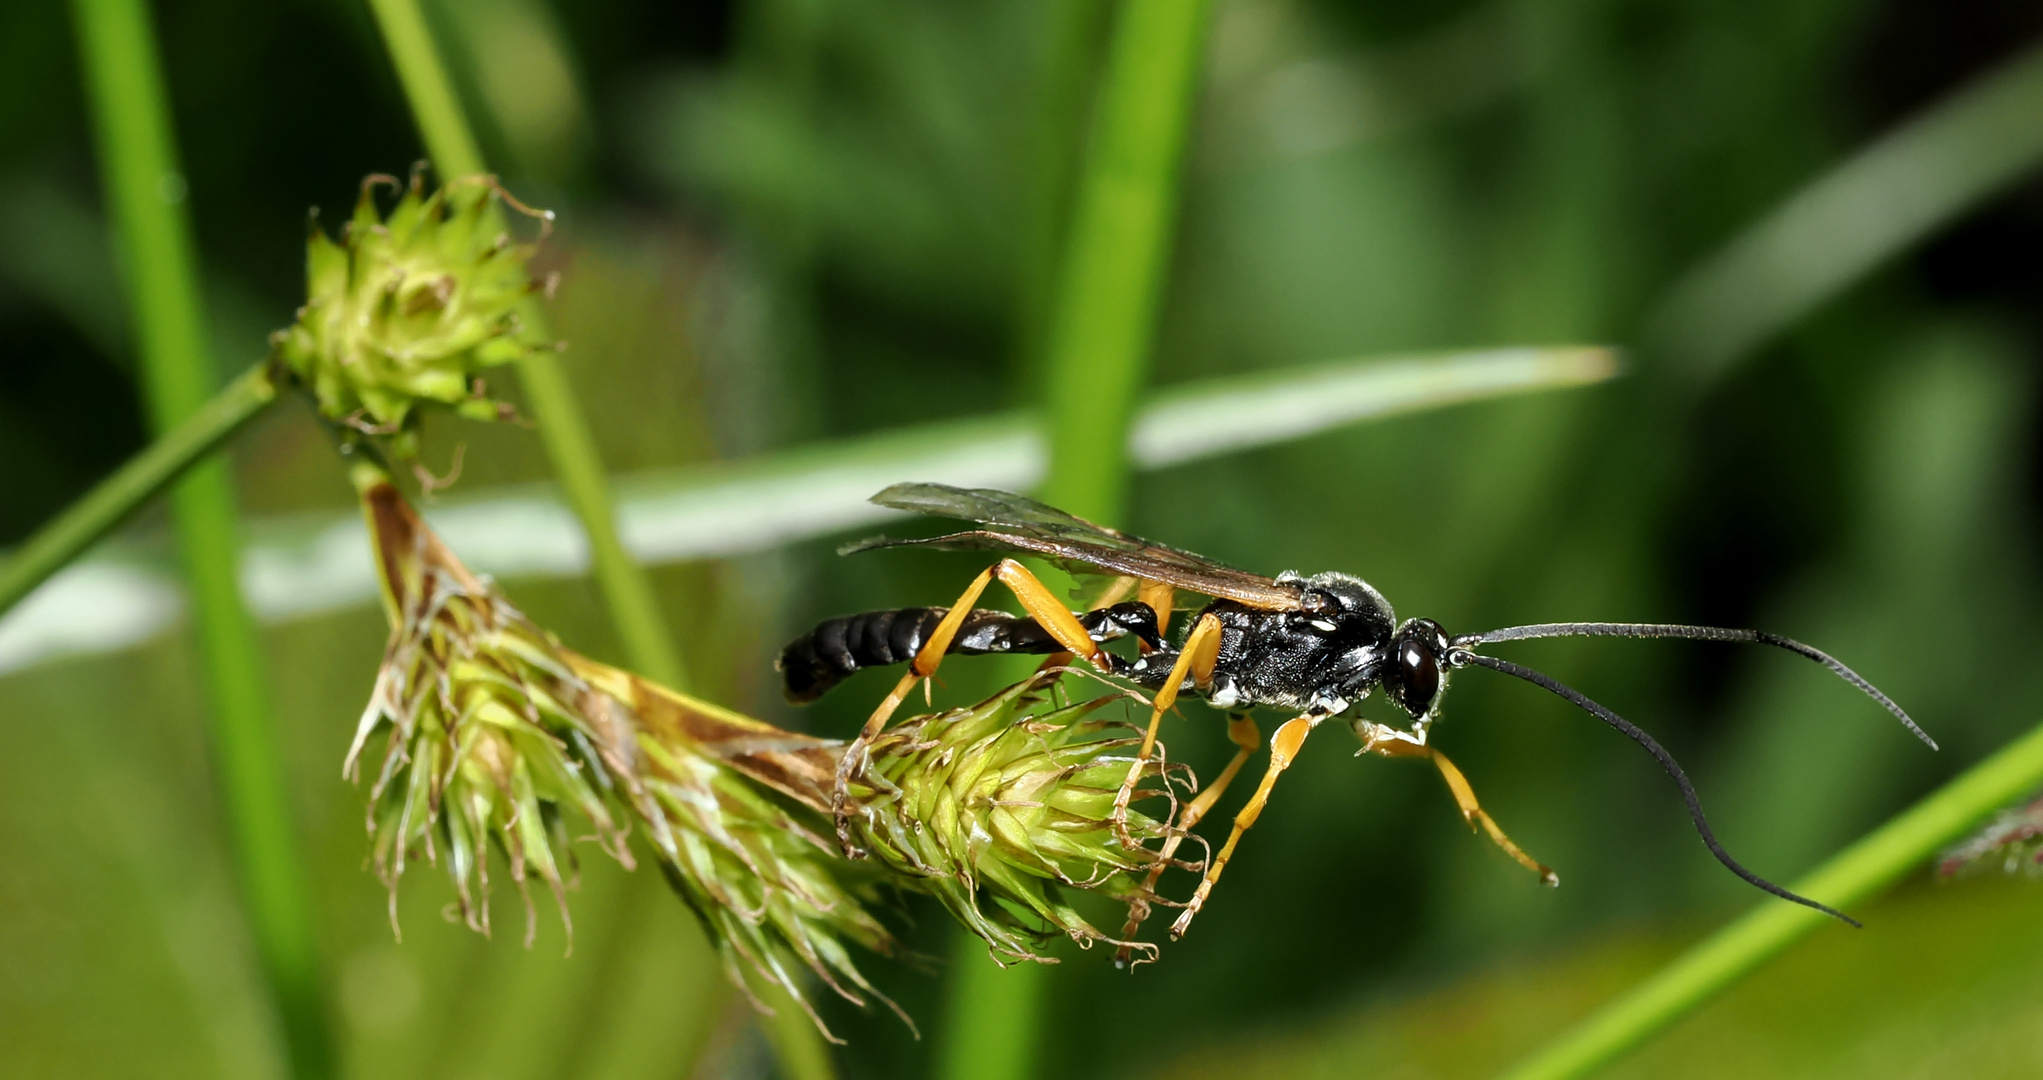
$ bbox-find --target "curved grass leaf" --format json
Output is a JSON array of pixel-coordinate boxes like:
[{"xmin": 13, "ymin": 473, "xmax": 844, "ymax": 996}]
[
  {"xmin": 0, "ymin": 345, "xmax": 1614, "ymax": 675},
  {"xmin": 1498, "ymin": 719, "xmax": 2043, "ymax": 1080},
  {"xmin": 1642, "ymin": 39, "xmax": 2043, "ymax": 382}
]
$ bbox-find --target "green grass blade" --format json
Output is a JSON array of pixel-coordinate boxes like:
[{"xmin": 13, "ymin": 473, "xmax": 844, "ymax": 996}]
[
  {"xmin": 363, "ymin": 0, "xmax": 684, "ymax": 692},
  {"xmin": 1498, "ymin": 718, "xmax": 2043, "ymax": 1080},
  {"xmin": 0, "ymin": 346, "xmax": 1616, "ymax": 674},
  {"xmin": 597, "ymin": 347, "xmax": 1615, "ymax": 568},
  {"xmin": 1130, "ymin": 345, "xmax": 1615, "ymax": 469},
  {"xmin": 1036, "ymin": 0, "xmax": 1216, "ymax": 521},
  {"xmin": 358, "ymin": 1, "xmax": 810, "ymax": 1074},
  {"xmin": 363, "ymin": 0, "xmax": 485, "ymax": 179},
  {"xmin": 0, "ymin": 362, "xmax": 276, "ymax": 618},
  {"xmin": 1643, "ymin": 38, "xmax": 2043, "ymax": 382},
  {"xmin": 944, "ymin": 2, "xmax": 1214, "ymax": 1079},
  {"xmin": 69, "ymin": 0, "xmax": 330, "ymax": 1076}
]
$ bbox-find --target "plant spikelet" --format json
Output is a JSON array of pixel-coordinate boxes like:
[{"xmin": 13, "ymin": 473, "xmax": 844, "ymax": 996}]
[
  {"xmin": 570, "ymin": 659, "xmax": 913, "ymax": 1036},
  {"xmin": 342, "ymin": 468, "xmax": 1201, "ymax": 1034},
  {"xmin": 274, "ymin": 171, "xmax": 551, "ymax": 463},
  {"xmin": 345, "ymin": 466, "xmax": 904, "ymax": 1036},
  {"xmin": 843, "ymin": 675, "xmax": 1190, "ymax": 966}
]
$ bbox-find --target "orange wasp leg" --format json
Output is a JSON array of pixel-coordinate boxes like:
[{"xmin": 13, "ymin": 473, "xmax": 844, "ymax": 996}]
[
  {"xmin": 1090, "ymin": 574, "xmax": 1141, "ymax": 609},
  {"xmin": 1169, "ymin": 713, "xmax": 1320, "ymax": 939},
  {"xmin": 1034, "ymin": 575, "xmax": 1151, "ymax": 680},
  {"xmin": 1117, "ymin": 713, "xmax": 1259, "ymax": 956},
  {"xmin": 1111, "ymin": 611, "xmax": 1223, "ymax": 844},
  {"xmin": 1361, "ymin": 724, "xmax": 1557, "ymax": 886},
  {"xmin": 831, "ymin": 558, "xmax": 1109, "ymax": 852},
  {"xmin": 1176, "ymin": 713, "xmax": 1261, "ymax": 834},
  {"xmin": 1138, "ymin": 579, "xmax": 1175, "ymax": 640}
]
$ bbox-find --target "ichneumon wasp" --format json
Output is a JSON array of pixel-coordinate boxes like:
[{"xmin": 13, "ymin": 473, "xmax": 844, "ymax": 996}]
[{"xmin": 779, "ymin": 483, "xmax": 1935, "ymax": 943}]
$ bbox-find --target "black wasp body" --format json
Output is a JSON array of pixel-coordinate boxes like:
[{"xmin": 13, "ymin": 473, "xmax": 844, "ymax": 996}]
[
  {"xmin": 1125, "ymin": 573, "xmax": 1443, "ymax": 720},
  {"xmin": 782, "ymin": 571, "xmax": 1450, "ymax": 723},
  {"xmin": 782, "ymin": 483, "xmax": 1934, "ymax": 938},
  {"xmin": 780, "ymin": 602, "xmax": 1161, "ymax": 703}
]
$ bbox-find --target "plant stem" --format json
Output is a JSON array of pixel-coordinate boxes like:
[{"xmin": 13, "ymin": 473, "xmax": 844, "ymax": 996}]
[
  {"xmin": 942, "ymin": 4, "xmax": 1214, "ymax": 1080},
  {"xmin": 937, "ymin": 946, "xmax": 1050, "ymax": 1080},
  {"xmin": 363, "ymin": 0, "xmax": 485, "ymax": 179},
  {"xmin": 1009, "ymin": 0, "xmax": 1109, "ymax": 402},
  {"xmin": 1036, "ymin": 0, "xmax": 1215, "ymax": 520},
  {"xmin": 363, "ymin": 0, "xmax": 685, "ymax": 690},
  {"xmin": 0, "ymin": 362, "xmax": 276, "ymax": 617},
  {"xmin": 358, "ymin": 0, "xmax": 807, "ymax": 1072},
  {"xmin": 1499, "ymin": 718, "xmax": 2043, "ymax": 1080},
  {"xmin": 70, "ymin": 1, "xmax": 330, "ymax": 1077},
  {"xmin": 517, "ymin": 352, "xmax": 688, "ymax": 687}
]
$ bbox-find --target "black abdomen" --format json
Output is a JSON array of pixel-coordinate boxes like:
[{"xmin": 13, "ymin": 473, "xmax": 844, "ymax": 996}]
[{"xmin": 777, "ymin": 602, "xmax": 1160, "ymax": 703}]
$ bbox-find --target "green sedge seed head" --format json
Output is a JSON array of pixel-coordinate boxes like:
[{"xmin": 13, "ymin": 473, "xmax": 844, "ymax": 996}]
[
  {"xmin": 275, "ymin": 172, "xmax": 551, "ymax": 459},
  {"xmin": 348, "ymin": 474, "xmax": 908, "ymax": 1038},
  {"xmin": 346, "ymin": 476, "xmax": 627, "ymax": 947},
  {"xmin": 844, "ymin": 677, "xmax": 1191, "ymax": 965}
]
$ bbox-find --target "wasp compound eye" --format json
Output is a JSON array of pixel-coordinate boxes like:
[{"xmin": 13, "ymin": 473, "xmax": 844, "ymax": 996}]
[{"xmin": 1393, "ymin": 635, "xmax": 1440, "ymax": 716}]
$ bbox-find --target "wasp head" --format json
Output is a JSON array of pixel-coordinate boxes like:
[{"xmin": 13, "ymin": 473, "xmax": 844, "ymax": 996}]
[{"xmin": 1379, "ymin": 618, "xmax": 1451, "ymax": 719}]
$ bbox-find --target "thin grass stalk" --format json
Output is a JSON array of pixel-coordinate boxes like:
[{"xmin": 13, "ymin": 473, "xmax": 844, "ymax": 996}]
[
  {"xmin": 362, "ymin": 0, "xmax": 486, "ymax": 179},
  {"xmin": 1035, "ymin": 0, "xmax": 1216, "ymax": 519},
  {"xmin": 4, "ymin": 347, "xmax": 1617, "ymax": 670},
  {"xmin": 69, "ymin": 0, "xmax": 330, "ymax": 1076},
  {"xmin": 1498, "ymin": 718, "xmax": 2043, "ymax": 1080},
  {"xmin": 0, "ymin": 361, "xmax": 277, "ymax": 616},
  {"xmin": 358, "ymin": 0, "xmax": 804, "ymax": 1068},
  {"xmin": 516, "ymin": 352, "xmax": 688, "ymax": 687},
  {"xmin": 1009, "ymin": 0, "xmax": 1109, "ymax": 401},
  {"xmin": 940, "ymin": 4, "xmax": 1215, "ymax": 1080},
  {"xmin": 362, "ymin": 0, "xmax": 685, "ymax": 690}
]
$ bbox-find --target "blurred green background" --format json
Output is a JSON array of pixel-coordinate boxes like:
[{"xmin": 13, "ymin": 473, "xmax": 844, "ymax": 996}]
[{"xmin": 6, "ymin": 0, "xmax": 2043, "ymax": 1077}]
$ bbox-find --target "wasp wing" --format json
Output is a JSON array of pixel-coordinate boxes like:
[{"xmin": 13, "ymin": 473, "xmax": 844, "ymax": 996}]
[{"xmin": 843, "ymin": 482, "xmax": 1304, "ymax": 611}]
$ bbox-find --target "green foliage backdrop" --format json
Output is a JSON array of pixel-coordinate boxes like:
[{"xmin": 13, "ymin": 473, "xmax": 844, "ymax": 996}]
[{"xmin": 4, "ymin": 0, "xmax": 2043, "ymax": 1078}]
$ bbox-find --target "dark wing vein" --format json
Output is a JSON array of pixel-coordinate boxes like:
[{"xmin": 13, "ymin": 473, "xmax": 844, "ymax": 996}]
[{"xmin": 844, "ymin": 483, "xmax": 1303, "ymax": 611}]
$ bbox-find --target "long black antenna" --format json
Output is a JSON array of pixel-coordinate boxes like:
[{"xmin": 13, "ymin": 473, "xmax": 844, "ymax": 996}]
[
  {"xmin": 1453, "ymin": 650, "xmax": 1860, "ymax": 928},
  {"xmin": 1458, "ymin": 622, "xmax": 1935, "ymax": 751}
]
